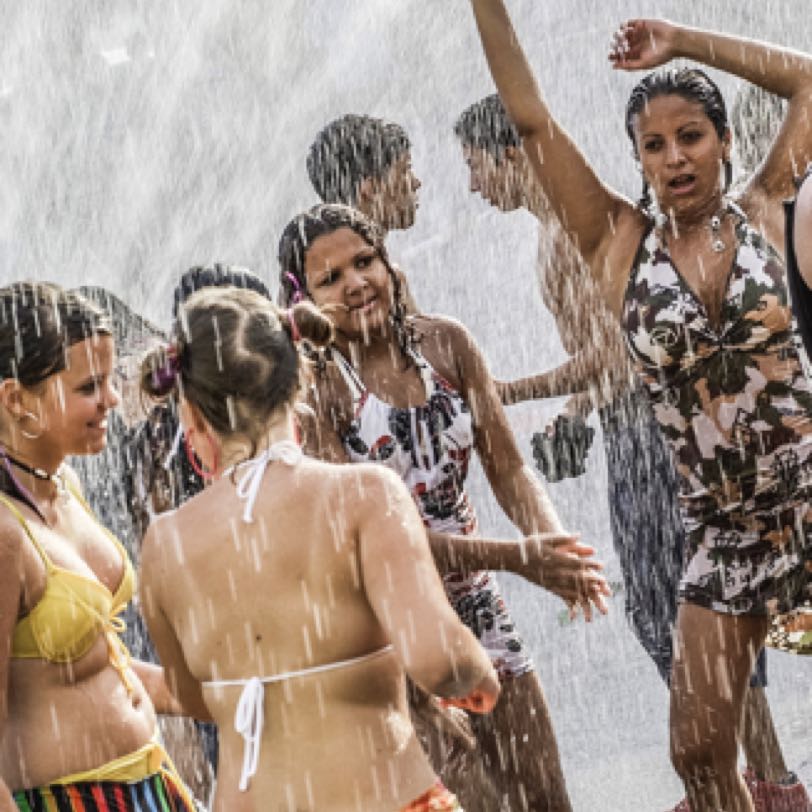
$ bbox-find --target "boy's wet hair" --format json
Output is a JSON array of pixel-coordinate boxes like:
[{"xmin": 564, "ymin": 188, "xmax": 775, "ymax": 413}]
[
  {"xmin": 307, "ymin": 114, "xmax": 410, "ymax": 206},
  {"xmin": 454, "ymin": 94, "xmax": 521, "ymax": 160}
]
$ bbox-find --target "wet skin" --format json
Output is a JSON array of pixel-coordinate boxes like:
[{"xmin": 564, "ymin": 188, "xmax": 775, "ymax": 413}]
[{"xmin": 0, "ymin": 337, "xmax": 158, "ymax": 792}]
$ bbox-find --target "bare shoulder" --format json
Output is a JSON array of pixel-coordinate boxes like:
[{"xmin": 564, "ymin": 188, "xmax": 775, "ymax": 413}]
[
  {"xmin": 330, "ymin": 460, "xmax": 409, "ymax": 505},
  {"xmin": 411, "ymin": 313, "xmax": 476, "ymax": 353},
  {"xmin": 599, "ymin": 206, "xmax": 652, "ymax": 314},
  {"xmin": 140, "ymin": 507, "xmax": 179, "ymax": 571},
  {"xmin": 411, "ymin": 314, "xmax": 480, "ymax": 387}
]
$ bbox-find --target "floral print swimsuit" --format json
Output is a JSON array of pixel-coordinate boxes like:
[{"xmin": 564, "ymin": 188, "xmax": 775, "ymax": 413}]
[
  {"xmin": 334, "ymin": 347, "xmax": 533, "ymax": 680},
  {"xmin": 622, "ymin": 211, "xmax": 812, "ymax": 615}
]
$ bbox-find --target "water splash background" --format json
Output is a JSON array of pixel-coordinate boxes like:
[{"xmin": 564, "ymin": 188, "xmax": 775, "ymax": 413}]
[{"xmin": 2, "ymin": 1, "xmax": 811, "ymax": 808}]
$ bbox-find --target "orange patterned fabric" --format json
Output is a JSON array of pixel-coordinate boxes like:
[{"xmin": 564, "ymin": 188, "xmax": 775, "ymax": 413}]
[{"xmin": 401, "ymin": 781, "xmax": 462, "ymax": 812}]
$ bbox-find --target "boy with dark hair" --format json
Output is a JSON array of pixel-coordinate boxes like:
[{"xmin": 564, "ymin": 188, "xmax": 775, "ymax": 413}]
[{"xmin": 307, "ymin": 114, "xmax": 420, "ymax": 232}]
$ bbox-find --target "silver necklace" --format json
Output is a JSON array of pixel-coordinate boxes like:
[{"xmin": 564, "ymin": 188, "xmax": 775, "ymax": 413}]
[{"xmin": 654, "ymin": 198, "xmax": 745, "ymax": 254}]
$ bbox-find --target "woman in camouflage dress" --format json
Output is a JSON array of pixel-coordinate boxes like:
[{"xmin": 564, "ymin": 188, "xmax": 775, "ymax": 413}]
[{"xmin": 470, "ymin": 3, "xmax": 812, "ymax": 810}]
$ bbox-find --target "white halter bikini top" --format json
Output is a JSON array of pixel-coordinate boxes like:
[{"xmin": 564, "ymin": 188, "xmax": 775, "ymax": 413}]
[{"xmin": 202, "ymin": 440, "xmax": 393, "ymax": 791}]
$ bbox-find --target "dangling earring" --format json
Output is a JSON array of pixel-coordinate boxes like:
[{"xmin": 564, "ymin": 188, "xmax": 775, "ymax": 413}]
[
  {"xmin": 184, "ymin": 428, "xmax": 220, "ymax": 480},
  {"xmin": 638, "ymin": 171, "xmax": 652, "ymax": 213},
  {"xmin": 18, "ymin": 410, "xmax": 44, "ymax": 440},
  {"xmin": 637, "ymin": 168, "xmax": 663, "ymax": 225}
]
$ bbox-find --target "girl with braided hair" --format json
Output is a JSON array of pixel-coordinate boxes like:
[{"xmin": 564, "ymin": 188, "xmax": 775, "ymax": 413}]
[{"xmin": 279, "ymin": 202, "xmax": 610, "ymax": 812}]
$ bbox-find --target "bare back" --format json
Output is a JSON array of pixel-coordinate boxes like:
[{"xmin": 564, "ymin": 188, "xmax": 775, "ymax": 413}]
[{"xmin": 141, "ymin": 454, "xmax": 472, "ymax": 812}]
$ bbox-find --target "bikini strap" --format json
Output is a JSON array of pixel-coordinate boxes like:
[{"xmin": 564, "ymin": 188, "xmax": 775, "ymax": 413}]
[
  {"xmin": 203, "ymin": 644, "xmax": 394, "ymax": 792},
  {"xmin": 332, "ymin": 349, "xmax": 366, "ymax": 407},
  {"xmin": 0, "ymin": 492, "xmax": 55, "ymax": 571},
  {"xmin": 228, "ymin": 440, "xmax": 303, "ymax": 523},
  {"xmin": 404, "ymin": 346, "xmax": 435, "ymax": 400}
]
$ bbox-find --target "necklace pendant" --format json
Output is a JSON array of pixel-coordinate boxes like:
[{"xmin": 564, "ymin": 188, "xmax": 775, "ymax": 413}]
[{"xmin": 712, "ymin": 238, "xmax": 726, "ymax": 253}]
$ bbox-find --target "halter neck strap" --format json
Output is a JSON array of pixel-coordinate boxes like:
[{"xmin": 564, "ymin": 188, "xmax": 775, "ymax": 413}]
[{"xmin": 228, "ymin": 440, "xmax": 303, "ymax": 523}]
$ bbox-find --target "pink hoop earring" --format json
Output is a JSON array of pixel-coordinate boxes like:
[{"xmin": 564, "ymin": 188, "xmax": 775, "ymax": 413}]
[{"xmin": 184, "ymin": 428, "xmax": 219, "ymax": 480}]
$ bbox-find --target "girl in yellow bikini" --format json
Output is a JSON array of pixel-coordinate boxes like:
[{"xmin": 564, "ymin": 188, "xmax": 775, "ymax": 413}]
[{"xmin": 0, "ymin": 282, "xmax": 197, "ymax": 812}]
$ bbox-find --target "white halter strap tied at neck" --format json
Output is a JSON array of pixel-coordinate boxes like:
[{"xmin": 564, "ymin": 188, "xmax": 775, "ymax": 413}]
[{"xmin": 231, "ymin": 440, "xmax": 303, "ymax": 523}]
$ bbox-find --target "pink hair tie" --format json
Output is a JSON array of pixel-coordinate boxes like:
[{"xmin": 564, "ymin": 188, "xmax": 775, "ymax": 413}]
[
  {"xmin": 151, "ymin": 344, "xmax": 181, "ymax": 392},
  {"xmin": 285, "ymin": 272, "xmax": 305, "ymax": 304},
  {"xmin": 288, "ymin": 309, "xmax": 301, "ymax": 343}
]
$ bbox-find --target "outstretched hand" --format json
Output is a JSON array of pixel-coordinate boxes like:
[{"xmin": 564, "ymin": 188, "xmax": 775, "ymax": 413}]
[
  {"xmin": 520, "ymin": 533, "xmax": 611, "ymax": 621},
  {"xmin": 608, "ymin": 19, "xmax": 679, "ymax": 71}
]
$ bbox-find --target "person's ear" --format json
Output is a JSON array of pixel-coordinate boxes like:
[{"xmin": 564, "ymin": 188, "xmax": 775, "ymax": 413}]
[
  {"xmin": 504, "ymin": 145, "xmax": 519, "ymax": 163},
  {"xmin": 0, "ymin": 378, "xmax": 31, "ymax": 421},
  {"xmin": 357, "ymin": 177, "xmax": 376, "ymax": 204}
]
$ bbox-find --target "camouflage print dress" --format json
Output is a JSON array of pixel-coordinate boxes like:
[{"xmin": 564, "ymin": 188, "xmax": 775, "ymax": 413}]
[{"xmin": 622, "ymin": 209, "xmax": 812, "ymax": 615}]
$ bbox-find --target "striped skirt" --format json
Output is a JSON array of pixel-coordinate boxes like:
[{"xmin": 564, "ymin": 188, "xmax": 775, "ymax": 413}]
[{"xmin": 13, "ymin": 771, "xmax": 195, "ymax": 812}]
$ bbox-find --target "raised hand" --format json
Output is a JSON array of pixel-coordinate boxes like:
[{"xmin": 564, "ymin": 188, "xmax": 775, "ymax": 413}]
[
  {"xmin": 520, "ymin": 533, "xmax": 611, "ymax": 621},
  {"xmin": 608, "ymin": 19, "xmax": 679, "ymax": 71}
]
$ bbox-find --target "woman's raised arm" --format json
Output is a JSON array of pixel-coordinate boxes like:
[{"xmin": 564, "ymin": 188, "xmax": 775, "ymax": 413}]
[{"xmin": 469, "ymin": 0, "xmax": 630, "ymax": 266}]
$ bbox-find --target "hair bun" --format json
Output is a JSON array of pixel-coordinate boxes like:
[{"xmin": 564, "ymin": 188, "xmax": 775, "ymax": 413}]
[
  {"xmin": 284, "ymin": 301, "xmax": 334, "ymax": 349},
  {"xmin": 140, "ymin": 344, "xmax": 180, "ymax": 400}
]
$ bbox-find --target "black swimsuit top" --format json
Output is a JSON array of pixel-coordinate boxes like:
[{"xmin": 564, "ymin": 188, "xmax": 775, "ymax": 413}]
[{"xmin": 785, "ymin": 165, "xmax": 812, "ymax": 360}]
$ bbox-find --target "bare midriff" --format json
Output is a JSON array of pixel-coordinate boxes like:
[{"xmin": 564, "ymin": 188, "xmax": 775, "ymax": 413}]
[{"xmin": 1, "ymin": 635, "xmax": 155, "ymax": 792}]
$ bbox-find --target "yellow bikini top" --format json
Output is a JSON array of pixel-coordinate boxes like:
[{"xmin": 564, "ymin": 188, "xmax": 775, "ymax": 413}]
[{"xmin": 3, "ymin": 489, "xmax": 136, "ymax": 689}]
